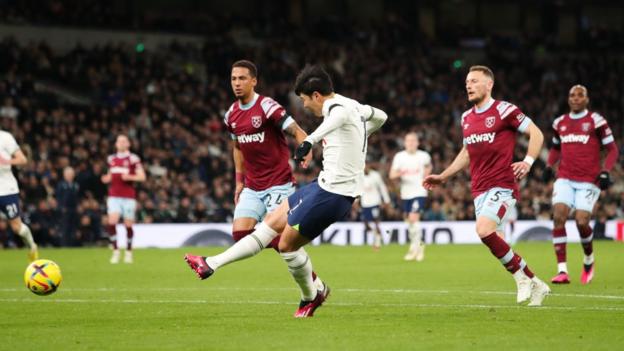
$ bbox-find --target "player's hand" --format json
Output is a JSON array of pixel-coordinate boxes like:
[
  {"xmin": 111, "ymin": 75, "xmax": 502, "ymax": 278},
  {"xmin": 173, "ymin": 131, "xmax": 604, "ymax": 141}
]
[
  {"xmin": 101, "ymin": 174, "xmax": 111, "ymax": 184},
  {"xmin": 294, "ymin": 141, "xmax": 312, "ymax": 166},
  {"xmin": 234, "ymin": 182, "xmax": 244, "ymax": 205},
  {"xmin": 511, "ymin": 161, "xmax": 531, "ymax": 180},
  {"xmin": 121, "ymin": 173, "xmax": 132, "ymax": 181},
  {"xmin": 542, "ymin": 167, "xmax": 555, "ymax": 183},
  {"xmin": 597, "ymin": 171, "xmax": 612, "ymax": 190},
  {"xmin": 423, "ymin": 174, "xmax": 446, "ymax": 190},
  {"xmin": 301, "ymin": 150, "xmax": 312, "ymax": 169}
]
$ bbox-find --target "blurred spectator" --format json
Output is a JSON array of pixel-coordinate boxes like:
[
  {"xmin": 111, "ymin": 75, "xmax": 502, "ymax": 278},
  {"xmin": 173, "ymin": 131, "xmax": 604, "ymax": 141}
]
[{"xmin": 55, "ymin": 166, "xmax": 79, "ymax": 246}]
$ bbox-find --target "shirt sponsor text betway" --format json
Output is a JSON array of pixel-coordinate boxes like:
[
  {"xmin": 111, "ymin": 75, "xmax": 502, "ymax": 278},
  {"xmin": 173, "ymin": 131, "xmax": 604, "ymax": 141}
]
[
  {"xmin": 464, "ymin": 132, "xmax": 496, "ymax": 144},
  {"xmin": 560, "ymin": 134, "xmax": 590, "ymax": 144},
  {"xmin": 237, "ymin": 131, "xmax": 265, "ymax": 144}
]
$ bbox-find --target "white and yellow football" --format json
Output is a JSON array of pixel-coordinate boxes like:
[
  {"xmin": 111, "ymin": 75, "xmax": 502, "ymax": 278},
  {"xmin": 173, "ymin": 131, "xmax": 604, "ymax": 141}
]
[{"xmin": 24, "ymin": 259, "xmax": 62, "ymax": 296}]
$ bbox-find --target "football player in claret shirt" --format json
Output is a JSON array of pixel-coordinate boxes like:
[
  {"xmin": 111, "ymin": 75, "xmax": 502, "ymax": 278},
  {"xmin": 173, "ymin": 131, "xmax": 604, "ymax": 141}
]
[
  {"xmin": 185, "ymin": 65, "xmax": 387, "ymax": 317},
  {"xmin": 424, "ymin": 65, "xmax": 550, "ymax": 306},
  {"xmin": 544, "ymin": 85, "xmax": 619, "ymax": 285},
  {"xmin": 101, "ymin": 134, "xmax": 146, "ymax": 264},
  {"xmin": 186, "ymin": 60, "xmax": 324, "ymax": 291}
]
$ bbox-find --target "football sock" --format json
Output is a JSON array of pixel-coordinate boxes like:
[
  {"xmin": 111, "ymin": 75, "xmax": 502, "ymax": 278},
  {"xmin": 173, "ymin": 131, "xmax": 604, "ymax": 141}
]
[
  {"xmin": 578, "ymin": 225, "xmax": 594, "ymax": 257},
  {"xmin": 206, "ymin": 222, "xmax": 278, "ymax": 270},
  {"xmin": 281, "ymin": 248, "xmax": 317, "ymax": 301},
  {"xmin": 106, "ymin": 224, "xmax": 118, "ymax": 250},
  {"xmin": 481, "ymin": 232, "xmax": 534, "ymax": 278},
  {"xmin": 408, "ymin": 221, "xmax": 421, "ymax": 249},
  {"xmin": 267, "ymin": 235, "xmax": 282, "ymax": 253},
  {"xmin": 583, "ymin": 253, "xmax": 594, "ymax": 272},
  {"xmin": 126, "ymin": 226, "xmax": 134, "ymax": 251},
  {"xmin": 232, "ymin": 229, "xmax": 254, "ymax": 242},
  {"xmin": 17, "ymin": 224, "xmax": 36, "ymax": 248},
  {"xmin": 552, "ymin": 227, "xmax": 567, "ymax": 272}
]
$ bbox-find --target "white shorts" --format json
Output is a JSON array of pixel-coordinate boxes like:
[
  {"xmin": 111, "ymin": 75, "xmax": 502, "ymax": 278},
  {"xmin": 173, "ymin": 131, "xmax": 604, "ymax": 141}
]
[
  {"xmin": 552, "ymin": 178, "xmax": 600, "ymax": 213},
  {"xmin": 474, "ymin": 187, "xmax": 516, "ymax": 233},
  {"xmin": 107, "ymin": 197, "xmax": 137, "ymax": 221},
  {"xmin": 234, "ymin": 182, "xmax": 295, "ymax": 222}
]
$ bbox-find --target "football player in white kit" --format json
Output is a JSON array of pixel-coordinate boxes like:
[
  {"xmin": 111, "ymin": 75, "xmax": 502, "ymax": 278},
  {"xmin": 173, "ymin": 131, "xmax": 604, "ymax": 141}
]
[
  {"xmin": 185, "ymin": 65, "xmax": 387, "ymax": 317},
  {"xmin": 390, "ymin": 132, "xmax": 432, "ymax": 261},
  {"xmin": 0, "ymin": 129, "xmax": 38, "ymax": 261},
  {"xmin": 360, "ymin": 164, "xmax": 391, "ymax": 250}
]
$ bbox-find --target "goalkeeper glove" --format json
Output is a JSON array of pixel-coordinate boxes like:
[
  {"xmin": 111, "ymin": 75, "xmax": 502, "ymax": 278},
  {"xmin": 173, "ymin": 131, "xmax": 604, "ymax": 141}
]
[
  {"xmin": 294, "ymin": 141, "xmax": 312, "ymax": 163},
  {"xmin": 596, "ymin": 171, "xmax": 611, "ymax": 190}
]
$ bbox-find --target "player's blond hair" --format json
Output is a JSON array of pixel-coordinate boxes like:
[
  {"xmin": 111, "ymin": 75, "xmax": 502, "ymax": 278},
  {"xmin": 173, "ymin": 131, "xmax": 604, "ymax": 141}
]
[{"xmin": 469, "ymin": 65, "xmax": 495, "ymax": 82}]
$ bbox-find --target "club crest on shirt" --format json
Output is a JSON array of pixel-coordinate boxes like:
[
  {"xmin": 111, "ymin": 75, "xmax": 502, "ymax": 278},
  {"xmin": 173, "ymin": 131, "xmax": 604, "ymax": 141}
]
[
  {"xmin": 251, "ymin": 116, "xmax": 262, "ymax": 129},
  {"xmin": 582, "ymin": 122, "xmax": 591, "ymax": 132},
  {"xmin": 560, "ymin": 125, "xmax": 567, "ymax": 132},
  {"xmin": 231, "ymin": 122, "xmax": 237, "ymax": 129},
  {"xmin": 485, "ymin": 116, "xmax": 496, "ymax": 128}
]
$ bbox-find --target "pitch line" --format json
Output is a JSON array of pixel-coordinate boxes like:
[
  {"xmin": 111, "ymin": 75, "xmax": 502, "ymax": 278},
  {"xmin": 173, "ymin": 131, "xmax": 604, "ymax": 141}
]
[
  {"xmin": 2, "ymin": 287, "xmax": 623, "ymax": 301},
  {"xmin": 0, "ymin": 297, "xmax": 622, "ymax": 312}
]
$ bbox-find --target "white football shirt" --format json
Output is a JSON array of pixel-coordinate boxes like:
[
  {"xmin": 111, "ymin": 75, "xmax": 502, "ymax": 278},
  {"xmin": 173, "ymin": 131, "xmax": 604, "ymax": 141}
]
[
  {"xmin": 361, "ymin": 169, "xmax": 391, "ymax": 207},
  {"xmin": 0, "ymin": 130, "xmax": 20, "ymax": 196},
  {"xmin": 304, "ymin": 94, "xmax": 387, "ymax": 197},
  {"xmin": 391, "ymin": 149, "xmax": 431, "ymax": 199}
]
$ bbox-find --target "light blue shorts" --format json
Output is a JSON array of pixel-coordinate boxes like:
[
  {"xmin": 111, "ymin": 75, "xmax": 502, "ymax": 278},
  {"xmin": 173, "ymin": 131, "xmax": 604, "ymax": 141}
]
[
  {"xmin": 234, "ymin": 182, "xmax": 295, "ymax": 221},
  {"xmin": 552, "ymin": 178, "xmax": 600, "ymax": 213},
  {"xmin": 107, "ymin": 197, "xmax": 137, "ymax": 221},
  {"xmin": 474, "ymin": 187, "xmax": 516, "ymax": 233}
]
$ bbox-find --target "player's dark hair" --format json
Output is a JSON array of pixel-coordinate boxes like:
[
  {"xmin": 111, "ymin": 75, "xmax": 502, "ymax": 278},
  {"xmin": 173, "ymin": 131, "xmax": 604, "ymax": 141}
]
[
  {"xmin": 469, "ymin": 65, "xmax": 495, "ymax": 82},
  {"xmin": 294, "ymin": 65, "xmax": 334, "ymax": 96},
  {"xmin": 232, "ymin": 60, "xmax": 257, "ymax": 78}
]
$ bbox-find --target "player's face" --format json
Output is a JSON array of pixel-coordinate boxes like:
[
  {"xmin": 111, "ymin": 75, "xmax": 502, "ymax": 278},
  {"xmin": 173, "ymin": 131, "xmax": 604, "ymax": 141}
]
[
  {"xmin": 465, "ymin": 71, "xmax": 492, "ymax": 105},
  {"xmin": 115, "ymin": 135, "xmax": 130, "ymax": 152},
  {"xmin": 231, "ymin": 67, "xmax": 257, "ymax": 100},
  {"xmin": 568, "ymin": 86, "xmax": 589, "ymax": 113},
  {"xmin": 404, "ymin": 134, "xmax": 418, "ymax": 152},
  {"xmin": 299, "ymin": 93, "xmax": 323, "ymax": 117}
]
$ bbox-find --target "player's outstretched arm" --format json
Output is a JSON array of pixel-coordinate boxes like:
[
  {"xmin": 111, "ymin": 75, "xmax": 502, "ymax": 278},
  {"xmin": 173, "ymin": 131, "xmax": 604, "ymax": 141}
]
[
  {"xmin": 423, "ymin": 146, "xmax": 469, "ymax": 190},
  {"xmin": 6, "ymin": 149, "xmax": 27, "ymax": 166},
  {"xmin": 512, "ymin": 121, "xmax": 543, "ymax": 180},
  {"xmin": 284, "ymin": 122, "xmax": 312, "ymax": 168},
  {"xmin": 364, "ymin": 106, "xmax": 388, "ymax": 137}
]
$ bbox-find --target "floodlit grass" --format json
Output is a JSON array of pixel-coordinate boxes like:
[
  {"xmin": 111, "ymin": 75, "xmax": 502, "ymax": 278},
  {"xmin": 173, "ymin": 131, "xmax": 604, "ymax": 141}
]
[{"xmin": 1, "ymin": 242, "xmax": 623, "ymax": 350}]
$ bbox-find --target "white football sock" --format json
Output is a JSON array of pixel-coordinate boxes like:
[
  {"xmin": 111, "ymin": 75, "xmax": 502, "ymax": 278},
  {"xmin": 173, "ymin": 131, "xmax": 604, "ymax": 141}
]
[
  {"xmin": 583, "ymin": 254, "xmax": 594, "ymax": 265},
  {"xmin": 408, "ymin": 221, "xmax": 421, "ymax": 249},
  {"xmin": 206, "ymin": 222, "xmax": 278, "ymax": 270},
  {"xmin": 281, "ymin": 248, "xmax": 317, "ymax": 301},
  {"xmin": 557, "ymin": 262, "xmax": 568, "ymax": 273},
  {"xmin": 18, "ymin": 224, "xmax": 36, "ymax": 248}
]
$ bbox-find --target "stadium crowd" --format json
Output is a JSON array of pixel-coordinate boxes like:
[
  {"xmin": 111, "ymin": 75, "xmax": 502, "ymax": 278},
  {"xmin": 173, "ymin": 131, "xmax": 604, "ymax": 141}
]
[{"xmin": 0, "ymin": 13, "xmax": 623, "ymax": 247}]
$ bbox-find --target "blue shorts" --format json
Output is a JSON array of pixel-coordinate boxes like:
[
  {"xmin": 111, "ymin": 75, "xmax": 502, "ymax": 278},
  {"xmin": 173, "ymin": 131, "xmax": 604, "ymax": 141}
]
[
  {"xmin": 234, "ymin": 182, "xmax": 295, "ymax": 222},
  {"xmin": 474, "ymin": 187, "xmax": 516, "ymax": 233},
  {"xmin": 361, "ymin": 206, "xmax": 381, "ymax": 222},
  {"xmin": 107, "ymin": 197, "xmax": 137, "ymax": 221},
  {"xmin": 402, "ymin": 197, "xmax": 427, "ymax": 214},
  {"xmin": 287, "ymin": 181, "xmax": 355, "ymax": 240},
  {"xmin": 552, "ymin": 178, "xmax": 600, "ymax": 213},
  {"xmin": 0, "ymin": 193, "xmax": 21, "ymax": 220}
]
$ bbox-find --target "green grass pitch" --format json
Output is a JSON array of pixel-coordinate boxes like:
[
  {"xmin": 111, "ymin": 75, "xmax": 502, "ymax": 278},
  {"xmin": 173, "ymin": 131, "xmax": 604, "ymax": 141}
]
[{"xmin": 1, "ymin": 242, "xmax": 623, "ymax": 350}]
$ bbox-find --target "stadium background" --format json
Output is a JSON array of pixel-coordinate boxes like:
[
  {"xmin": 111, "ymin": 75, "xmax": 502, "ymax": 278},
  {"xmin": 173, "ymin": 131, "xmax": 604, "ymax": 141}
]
[{"xmin": 0, "ymin": 0, "xmax": 623, "ymax": 248}]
